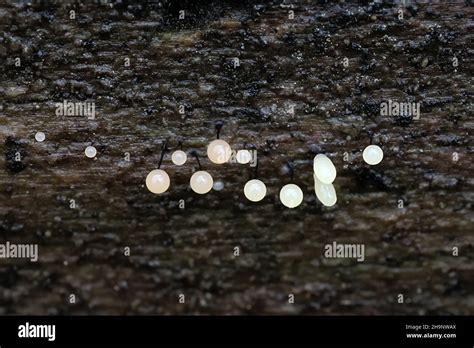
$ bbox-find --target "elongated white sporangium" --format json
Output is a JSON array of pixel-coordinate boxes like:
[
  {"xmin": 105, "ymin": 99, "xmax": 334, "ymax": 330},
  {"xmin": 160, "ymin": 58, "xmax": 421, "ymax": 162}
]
[
  {"xmin": 314, "ymin": 174, "xmax": 337, "ymax": 207},
  {"xmin": 313, "ymin": 154, "xmax": 336, "ymax": 184}
]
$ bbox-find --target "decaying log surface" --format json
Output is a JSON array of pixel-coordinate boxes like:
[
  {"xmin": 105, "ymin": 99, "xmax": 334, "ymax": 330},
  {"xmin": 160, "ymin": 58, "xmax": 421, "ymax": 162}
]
[{"xmin": 0, "ymin": 0, "xmax": 473, "ymax": 315}]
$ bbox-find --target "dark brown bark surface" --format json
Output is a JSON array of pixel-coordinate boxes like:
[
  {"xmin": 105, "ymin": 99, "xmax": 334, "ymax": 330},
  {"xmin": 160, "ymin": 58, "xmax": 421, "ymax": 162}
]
[{"xmin": 0, "ymin": 0, "xmax": 473, "ymax": 315}]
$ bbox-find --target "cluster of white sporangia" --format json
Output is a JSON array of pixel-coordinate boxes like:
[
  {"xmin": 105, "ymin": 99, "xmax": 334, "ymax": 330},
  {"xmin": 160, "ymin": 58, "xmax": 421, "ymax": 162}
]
[
  {"xmin": 35, "ymin": 123, "xmax": 383, "ymax": 208},
  {"xmin": 146, "ymin": 139, "xmax": 233, "ymax": 196},
  {"xmin": 145, "ymin": 137, "xmax": 384, "ymax": 209},
  {"xmin": 313, "ymin": 145, "xmax": 384, "ymax": 207}
]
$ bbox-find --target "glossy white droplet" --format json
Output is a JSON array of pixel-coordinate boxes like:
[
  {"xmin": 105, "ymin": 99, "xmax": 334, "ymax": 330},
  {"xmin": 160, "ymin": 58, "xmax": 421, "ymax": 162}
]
[
  {"xmin": 236, "ymin": 150, "xmax": 251, "ymax": 164},
  {"xmin": 244, "ymin": 179, "xmax": 266, "ymax": 202},
  {"xmin": 313, "ymin": 154, "xmax": 336, "ymax": 184},
  {"xmin": 35, "ymin": 132, "xmax": 45, "ymax": 142},
  {"xmin": 190, "ymin": 170, "xmax": 213, "ymax": 194},
  {"xmin": 171, "ymin": 150, "xmax": 187, "ymax": 166},
  {"xmin": 146, "ymin": 169, "xmax": 170, "ymax": 194},
  {"xmin": 279, "ymin": 183, "xmax": 303, "ymax": 208},
  {"xmin": 314, "ymin": 174, "xmax": 337, "ymax": 207},
  {"xmin": 363, "ymin": 145, "xmax": 383, "ymax": 165},
  {"xmin": 85, "ymin": 146, "xmax": 97, "ymax": 158},
  {"xmin": 207, "ymin": 139, "xmax": 231, "ymax": 164},
  {"xmin": 213, "ymin": 180, "xmax": 224, "ymax": 191}
]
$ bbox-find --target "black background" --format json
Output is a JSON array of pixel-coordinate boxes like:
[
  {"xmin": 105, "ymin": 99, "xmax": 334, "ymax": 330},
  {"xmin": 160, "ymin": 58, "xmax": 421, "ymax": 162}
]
[{"xmin": 0, "ymin": 316, "xmax": 472, "ymax": 346}]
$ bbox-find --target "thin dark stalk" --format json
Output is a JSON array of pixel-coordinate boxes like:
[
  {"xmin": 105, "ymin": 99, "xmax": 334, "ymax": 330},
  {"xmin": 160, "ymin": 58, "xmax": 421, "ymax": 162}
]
[{"xmin": 158, "ymin": 141, "xmax": 167, "ymax": 169}]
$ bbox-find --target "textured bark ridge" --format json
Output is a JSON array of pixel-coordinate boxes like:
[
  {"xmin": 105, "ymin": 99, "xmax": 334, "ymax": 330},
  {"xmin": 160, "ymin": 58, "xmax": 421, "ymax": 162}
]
[{"xmin": 0, "ymin": 1, "xmax": 473, "ymax": 315}]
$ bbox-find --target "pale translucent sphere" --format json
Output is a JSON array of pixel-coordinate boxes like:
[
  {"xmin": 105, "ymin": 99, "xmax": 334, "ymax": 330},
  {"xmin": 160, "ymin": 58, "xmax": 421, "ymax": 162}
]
[
  {"xmin": 236, "ymin": 150, "xmax": 251, "ymax": 164},
  {"xmin": 313, "ymin": 154, "xmax": 336, "ymax": 184},
  {"xmin": 314, "ymin": 174, "xmax": 337, "ymax": 207},
  {"xmin": 363, "ymin": 145, "xmax": 383, "ymax": 165},
  {"xmin": 207, "ymin": 139, "xmax": 231, "ymax": 164},
  {"xmin": 171, "ymin": 150, "xmax": 187, "ymax": 166},
  {"xmin": 85, "ymin": 146, "xmax": 97, "ymax": 158},
  {"xmin": 213, "ymin": 180, "xmax": 224, "ymax": 191},
  {"xmin": 244, "ymin": 179, "xmax": 267, "ymax": 202},
  {"xmin": 279, "ymin": 183, "xmax": 303, "ymax": 208},
  {"xmin": 35, "ymin": 132, "xmax": 45, "ymax": 142},
  {"xmin": 190, "ymin": 170, "xmax": 213, "ymax": 194},
  {"xmin": 146, "ymin": 169, "xmax": 170, "ymax": 194}
]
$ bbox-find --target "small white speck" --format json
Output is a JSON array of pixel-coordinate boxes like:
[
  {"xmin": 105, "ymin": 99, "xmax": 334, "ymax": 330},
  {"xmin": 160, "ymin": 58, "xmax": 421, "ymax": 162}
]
[
  {"xmin": 85, "ymin": 146, "xmax": 97, "ymax": 158},
  {"xmin": 213, "ymin": 180, "xmax": 224, "ymax": 191},
  {"xmin": 35, "ymin": 132, "xmax": 45, "ymax": 142}
]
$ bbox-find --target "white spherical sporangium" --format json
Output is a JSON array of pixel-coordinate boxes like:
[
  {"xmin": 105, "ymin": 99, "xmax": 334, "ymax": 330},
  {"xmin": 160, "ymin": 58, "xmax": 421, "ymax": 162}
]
[
  {"xmin": 146, "ymin": 169, "xmax": 170, "ymax": 194},
  {"xmin": 363, "ymin": 145, "xmax": 383, "ymax": 165},
  {"xmin": 207, "ymin": 139, "xmax": 231, "ymax": 164},
  {"xmin": 35, "ymin": 132, "xmax": 45, "ymax": 142},
  {"xmin": 244, "ymin": 179, "xmax": 266, "ymax": 202},
  {"xmin": 85, "ymin": 146, "xmax": 97, "ymax": 158},
  {"xmin": 190, "ymin": 170, "xmax": 213, "ymax": 194},
  {"xmin": 279, "ymin": 183, "xmax": 303, "ymax": 208},
  {"xmin": 236, "ymin": 150, "xmax": 251, "ymax": 164},
  {"xmin": 171, "ymin": 150, "xmax": 187, "ymax": 166}
]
